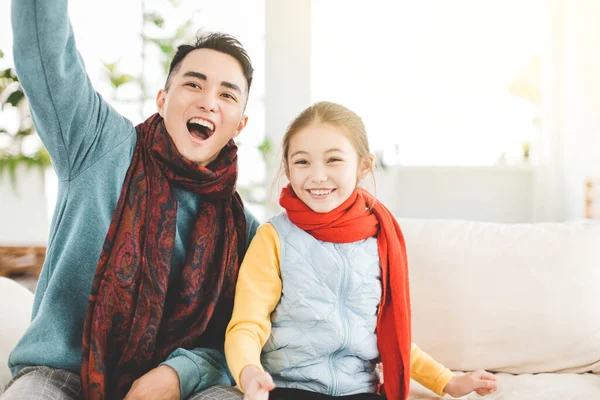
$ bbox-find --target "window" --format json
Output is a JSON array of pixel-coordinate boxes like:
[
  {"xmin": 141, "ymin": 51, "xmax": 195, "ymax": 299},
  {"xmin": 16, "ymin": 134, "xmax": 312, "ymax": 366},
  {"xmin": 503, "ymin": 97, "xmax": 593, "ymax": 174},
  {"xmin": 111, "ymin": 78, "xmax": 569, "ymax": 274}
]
[{"xmin": 311, "ymin": 0, "xmax": 543, "ymax": 166}]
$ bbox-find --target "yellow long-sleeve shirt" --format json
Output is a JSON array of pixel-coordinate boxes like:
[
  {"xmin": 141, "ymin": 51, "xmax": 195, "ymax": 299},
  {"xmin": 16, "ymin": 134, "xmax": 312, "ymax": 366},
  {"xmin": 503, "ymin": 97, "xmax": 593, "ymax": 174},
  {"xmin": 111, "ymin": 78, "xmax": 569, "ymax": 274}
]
[{"xmin": 225, "ymin": 223, "xmax": 454, "ymax": 396}]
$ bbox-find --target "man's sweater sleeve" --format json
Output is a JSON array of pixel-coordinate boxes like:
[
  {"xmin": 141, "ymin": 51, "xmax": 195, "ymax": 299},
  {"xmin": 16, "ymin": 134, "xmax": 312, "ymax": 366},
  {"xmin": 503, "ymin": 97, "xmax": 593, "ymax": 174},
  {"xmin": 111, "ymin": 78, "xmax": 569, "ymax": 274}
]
[
  {"xmin": 244, "ymin": 207, "xmax": 261, "ymax": 248},
  {"xmin": 224, "ymin": 223, "xmax": 282, "ymax": 391},
  {"xmin": 11, "ymin": 0, "xmax": 134, "ymax": 181},
  {"xmin": 410, "ymin": 343, "xmax": 455, "ymax": 396},
  {"xmin": 161, "ymin": 348, "xmax": 233, "ymax": 399}
]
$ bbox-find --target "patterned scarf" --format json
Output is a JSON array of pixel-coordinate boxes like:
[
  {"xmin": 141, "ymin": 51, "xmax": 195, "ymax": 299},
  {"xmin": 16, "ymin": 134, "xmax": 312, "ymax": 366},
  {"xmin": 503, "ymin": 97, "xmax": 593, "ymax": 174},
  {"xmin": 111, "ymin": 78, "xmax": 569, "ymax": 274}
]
[
  {"xmin": 81, "ymin": 113, "xmax": 247, "ymax": 399},
  {"xmin": 279, "ymin": 184, "xmax": 411, "ymax": 400}
]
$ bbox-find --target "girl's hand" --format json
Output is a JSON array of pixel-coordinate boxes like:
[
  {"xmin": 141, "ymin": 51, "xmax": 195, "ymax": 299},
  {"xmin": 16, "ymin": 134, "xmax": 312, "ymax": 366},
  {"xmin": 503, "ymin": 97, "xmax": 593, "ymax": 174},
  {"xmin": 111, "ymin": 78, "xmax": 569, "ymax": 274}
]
[
  {"xmin": 443, "ymin": 370, "xmax": 498, "ymax": 397},
  {"xmin": 240, "ymin": 365, "xmax": 275, "ymax": 400}
]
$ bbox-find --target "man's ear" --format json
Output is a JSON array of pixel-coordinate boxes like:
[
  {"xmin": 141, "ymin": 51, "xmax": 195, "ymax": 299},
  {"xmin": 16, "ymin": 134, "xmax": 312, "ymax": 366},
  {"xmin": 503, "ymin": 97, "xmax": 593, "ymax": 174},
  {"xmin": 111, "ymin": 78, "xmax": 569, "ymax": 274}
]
[
  {"xmin": 156, "ymin": 89, "xmax": 167, "ymax": 117},
  {"xmin": 234, "ymin": 115, "xmax": 249, "ymax": 138}
]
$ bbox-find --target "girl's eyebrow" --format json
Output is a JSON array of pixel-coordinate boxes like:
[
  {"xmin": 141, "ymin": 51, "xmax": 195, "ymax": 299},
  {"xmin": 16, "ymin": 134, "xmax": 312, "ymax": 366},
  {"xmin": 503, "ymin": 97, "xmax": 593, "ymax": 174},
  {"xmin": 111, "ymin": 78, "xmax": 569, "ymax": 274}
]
[
  {"xmin": 290, "ymin": 150, "xmax": 309, "ymax": 158},
  {"xmin": 291, "ymin": 148, "xmax": 346, "ymax": 158}
]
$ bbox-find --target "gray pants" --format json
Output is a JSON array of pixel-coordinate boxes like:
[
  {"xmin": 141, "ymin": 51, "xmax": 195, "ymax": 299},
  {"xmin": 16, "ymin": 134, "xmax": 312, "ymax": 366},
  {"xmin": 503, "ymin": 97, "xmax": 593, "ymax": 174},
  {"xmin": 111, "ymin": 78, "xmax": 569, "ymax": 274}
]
[{"xmin": 1, "ymin": 367, "xmax": 243, "ymax": 400}]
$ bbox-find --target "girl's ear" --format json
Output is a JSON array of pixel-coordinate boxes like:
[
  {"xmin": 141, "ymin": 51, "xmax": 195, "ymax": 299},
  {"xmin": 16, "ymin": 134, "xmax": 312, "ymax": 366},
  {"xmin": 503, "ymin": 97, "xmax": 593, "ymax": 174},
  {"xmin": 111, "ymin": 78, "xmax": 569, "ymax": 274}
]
[
  {"xmin": 358, "ymin": 154, "xmax": 376, "ymax": 180},
  {"xmin": 284, "ymin": 160, "xmax": 290, "ymax": 180}
]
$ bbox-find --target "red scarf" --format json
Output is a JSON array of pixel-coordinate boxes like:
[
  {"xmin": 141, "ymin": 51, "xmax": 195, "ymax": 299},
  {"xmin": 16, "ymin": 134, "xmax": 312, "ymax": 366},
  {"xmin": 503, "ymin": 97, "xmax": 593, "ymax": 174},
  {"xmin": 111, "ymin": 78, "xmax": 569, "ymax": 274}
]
[
  {"xmin": 280, "ymin": 184, "xmax": 411, "ymax": 400},
  {"xmin": 81, "ymin": 113, "xmax": 247, "ymax": 400}
]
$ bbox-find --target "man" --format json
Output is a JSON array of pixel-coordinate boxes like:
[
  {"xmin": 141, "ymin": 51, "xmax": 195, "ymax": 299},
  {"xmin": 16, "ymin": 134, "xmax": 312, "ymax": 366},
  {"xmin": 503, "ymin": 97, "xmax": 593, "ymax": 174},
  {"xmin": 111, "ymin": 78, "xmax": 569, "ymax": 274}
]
[{"xmin": 2, "ymin": 0, "xmax": 259, "ymax": 399}]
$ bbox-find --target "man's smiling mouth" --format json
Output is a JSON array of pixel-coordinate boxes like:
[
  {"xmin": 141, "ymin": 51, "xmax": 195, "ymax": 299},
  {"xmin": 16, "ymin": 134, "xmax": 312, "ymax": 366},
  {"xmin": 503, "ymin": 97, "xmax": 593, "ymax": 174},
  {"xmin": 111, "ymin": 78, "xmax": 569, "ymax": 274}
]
[{"xmin": 187, "ymin": 118, "xmax": 215, "ymax": 140}]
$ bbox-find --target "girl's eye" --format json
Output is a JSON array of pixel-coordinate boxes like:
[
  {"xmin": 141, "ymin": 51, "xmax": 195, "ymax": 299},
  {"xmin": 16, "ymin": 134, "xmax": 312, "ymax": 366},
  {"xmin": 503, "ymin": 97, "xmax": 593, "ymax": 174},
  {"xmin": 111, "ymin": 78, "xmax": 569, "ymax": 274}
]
[
  {"xmin": 294, "ymin": 160, "xmax": 308, "ymax": 165},
  {"xmin": 328, "ymin": 158, "xmax": 342, "ymax": 163}
]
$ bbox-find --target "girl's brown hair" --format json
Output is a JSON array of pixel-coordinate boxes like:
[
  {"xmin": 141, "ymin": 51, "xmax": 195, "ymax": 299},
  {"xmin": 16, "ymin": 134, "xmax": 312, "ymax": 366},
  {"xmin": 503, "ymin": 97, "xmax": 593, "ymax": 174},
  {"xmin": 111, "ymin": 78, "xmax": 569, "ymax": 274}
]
[{"xmin": 278, "ymin": 101, "xmax": 376, "ymax": 187}]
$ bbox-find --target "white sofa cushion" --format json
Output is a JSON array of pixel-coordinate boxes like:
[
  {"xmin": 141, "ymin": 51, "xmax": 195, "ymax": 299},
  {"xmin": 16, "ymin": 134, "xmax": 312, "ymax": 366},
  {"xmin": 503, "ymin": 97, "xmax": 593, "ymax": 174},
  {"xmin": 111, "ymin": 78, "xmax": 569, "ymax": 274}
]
[
  {"xmin": 409, "ymin": 372, "xmax": 600, "ymax": 399},
  {"xmin": 400, "ymin": 219, "xmax": 600, "ymax": 375},
  {"xmin": 0, "ymin": 277, "xmax": 34, "ymax": 388}
]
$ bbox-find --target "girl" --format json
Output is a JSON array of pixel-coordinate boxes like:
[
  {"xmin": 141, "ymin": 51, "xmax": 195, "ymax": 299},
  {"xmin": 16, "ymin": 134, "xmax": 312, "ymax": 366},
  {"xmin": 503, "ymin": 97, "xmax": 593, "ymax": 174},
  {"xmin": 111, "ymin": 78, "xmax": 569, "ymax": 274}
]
[{"xmin": 224, "ymin": 102, "xmax": 498, "ymax": 400}]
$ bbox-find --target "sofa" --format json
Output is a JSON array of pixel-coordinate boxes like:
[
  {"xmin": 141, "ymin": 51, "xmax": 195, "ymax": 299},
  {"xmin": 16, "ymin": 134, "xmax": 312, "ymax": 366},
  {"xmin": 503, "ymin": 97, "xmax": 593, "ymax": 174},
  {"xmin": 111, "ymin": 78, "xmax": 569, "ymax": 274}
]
[
  {"xmin": 2, "ymin": 219, "xmax": 599, "ymax": 399},
  {"xmin": 0, "ymin": 276, "xmax": 34, "ymax": 393},
  {"xmin": 402, "ymin": 219, "xmax": 600, "ymax": 399}
]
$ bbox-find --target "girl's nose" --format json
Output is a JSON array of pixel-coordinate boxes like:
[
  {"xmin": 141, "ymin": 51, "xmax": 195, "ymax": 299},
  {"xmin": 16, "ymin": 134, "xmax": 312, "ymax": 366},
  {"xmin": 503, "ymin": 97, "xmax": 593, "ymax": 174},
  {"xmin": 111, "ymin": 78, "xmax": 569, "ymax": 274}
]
[{"xmin": 310, "ymin": 169, "xmax": 328, "ymax": 183}]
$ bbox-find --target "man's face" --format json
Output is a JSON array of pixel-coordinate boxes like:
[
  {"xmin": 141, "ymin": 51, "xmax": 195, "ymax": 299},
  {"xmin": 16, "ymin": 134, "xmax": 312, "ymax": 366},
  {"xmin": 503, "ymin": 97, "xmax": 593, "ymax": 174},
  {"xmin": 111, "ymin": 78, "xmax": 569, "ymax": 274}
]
[{"xmin": 156, "ymin": 48, "xmax": 248, "ymax": 165}]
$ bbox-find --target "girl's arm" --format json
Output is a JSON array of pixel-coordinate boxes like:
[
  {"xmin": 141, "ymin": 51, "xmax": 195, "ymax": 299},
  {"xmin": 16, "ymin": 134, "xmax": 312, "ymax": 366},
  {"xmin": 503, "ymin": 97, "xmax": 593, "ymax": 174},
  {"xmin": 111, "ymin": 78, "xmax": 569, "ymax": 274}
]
[
  {"xmin": 225, "ymin": 223, "xmax": 283, "ymax": 390},
  {"xmin": 411, "ymin": 343, "xmax": 455, "ymax": 396},
  {"xmin": 410, "ymin": 344, "xmax": 498, "ymax": 397}
]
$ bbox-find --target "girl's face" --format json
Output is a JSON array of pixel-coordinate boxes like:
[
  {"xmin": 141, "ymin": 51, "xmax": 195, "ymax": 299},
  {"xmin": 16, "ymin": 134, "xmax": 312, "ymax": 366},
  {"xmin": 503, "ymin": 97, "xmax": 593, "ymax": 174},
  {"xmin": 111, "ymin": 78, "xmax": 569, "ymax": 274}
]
[{"xmin": 286, "ymin": 123, "xmax": 368, "ymax": 213}]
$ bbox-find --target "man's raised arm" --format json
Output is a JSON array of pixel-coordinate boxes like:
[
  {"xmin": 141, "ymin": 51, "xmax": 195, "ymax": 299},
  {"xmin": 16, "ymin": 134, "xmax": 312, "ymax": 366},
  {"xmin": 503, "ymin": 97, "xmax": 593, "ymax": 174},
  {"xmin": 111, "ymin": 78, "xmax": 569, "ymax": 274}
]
[{"xmin": 11, "ymin": 0, "xmax": 134, "ymax": 181}]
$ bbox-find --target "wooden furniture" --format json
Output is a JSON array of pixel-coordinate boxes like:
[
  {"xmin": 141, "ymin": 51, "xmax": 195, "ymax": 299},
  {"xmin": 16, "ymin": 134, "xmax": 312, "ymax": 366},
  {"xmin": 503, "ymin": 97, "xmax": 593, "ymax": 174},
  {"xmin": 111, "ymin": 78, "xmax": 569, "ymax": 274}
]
[
  {"xmin": 0, "ymin": 246, "xmax": 46, "ymax": 278},
  {"xmin": 585, "ymin": 177, "xmax": 600, "ymax": 219}
]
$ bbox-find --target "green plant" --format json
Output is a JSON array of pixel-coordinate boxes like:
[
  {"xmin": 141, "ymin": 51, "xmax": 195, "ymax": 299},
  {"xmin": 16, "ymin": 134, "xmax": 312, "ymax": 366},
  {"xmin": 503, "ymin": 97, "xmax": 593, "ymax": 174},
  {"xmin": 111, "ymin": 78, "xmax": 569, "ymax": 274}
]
[
  {"xmin": 257, "ymin": 137, "xmax": 272, "ymax": 162},
  {"xmin": 0, "ymin": 49, "xmax": 51, "ymax": 186},
  {"xmin": 102, "ymin": 61, "xmax": 136, "ymax": 91},
  {"xmin": 102, "ymin": 0, "xmax": 194, "ymax": 119},
  {"xmin": 521, "ymin": 141, "xmax": 530, "ymax": 160}
]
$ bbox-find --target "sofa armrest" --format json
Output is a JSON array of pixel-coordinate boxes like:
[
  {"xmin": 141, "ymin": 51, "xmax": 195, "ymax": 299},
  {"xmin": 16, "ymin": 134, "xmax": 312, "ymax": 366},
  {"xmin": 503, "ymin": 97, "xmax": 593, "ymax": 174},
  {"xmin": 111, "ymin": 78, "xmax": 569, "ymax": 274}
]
[{"xmin": 0, "ymin": 277, "xmax": 34, "ymax": 388}]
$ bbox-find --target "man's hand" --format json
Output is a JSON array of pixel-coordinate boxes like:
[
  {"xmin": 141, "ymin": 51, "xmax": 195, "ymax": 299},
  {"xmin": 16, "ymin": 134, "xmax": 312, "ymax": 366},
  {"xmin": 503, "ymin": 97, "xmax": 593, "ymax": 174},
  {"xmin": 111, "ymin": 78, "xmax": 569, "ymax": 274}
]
[
  {"xmin": 123, "ymin": 365, "xmax": 181, "ymax": 400},
  {"xmin": 240, "ymin": 365, "xmax": 275, "ymax": 400},
  {"xmin": 443, "ymin": 369, "xmax": 498, "ymax": 397}
]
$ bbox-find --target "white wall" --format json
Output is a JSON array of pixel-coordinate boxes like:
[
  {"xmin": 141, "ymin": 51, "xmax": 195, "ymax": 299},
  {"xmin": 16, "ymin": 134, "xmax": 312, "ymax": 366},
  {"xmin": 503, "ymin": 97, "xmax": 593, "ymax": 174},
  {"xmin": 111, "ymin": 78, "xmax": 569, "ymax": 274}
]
[
  {"xmin": 264, "ymin": 0, "xmax": 312, "ymax": 215},
  {"xmin": 0, "ymin": 167, "xmax": 50, "ymax": 245},
  {"xmin": 375, "ymin": 166, "xmax": 534, "ymax": 223}
]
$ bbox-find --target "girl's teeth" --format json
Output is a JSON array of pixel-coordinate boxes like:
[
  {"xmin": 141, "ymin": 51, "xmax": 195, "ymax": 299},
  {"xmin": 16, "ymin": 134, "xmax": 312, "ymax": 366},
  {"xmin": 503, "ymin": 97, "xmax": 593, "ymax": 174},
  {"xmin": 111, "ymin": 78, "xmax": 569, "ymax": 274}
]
[{"xmin": 310, "ymin": 190, "xmax": 331, "ymax": 195}]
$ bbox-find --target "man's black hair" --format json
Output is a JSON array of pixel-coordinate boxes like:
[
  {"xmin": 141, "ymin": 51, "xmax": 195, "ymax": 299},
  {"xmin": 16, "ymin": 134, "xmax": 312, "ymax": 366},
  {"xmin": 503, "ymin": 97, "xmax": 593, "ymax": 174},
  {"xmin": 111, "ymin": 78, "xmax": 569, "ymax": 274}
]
[{"xmin": 165, "ymin": 31, "xmax": 254, "ymax": 98}]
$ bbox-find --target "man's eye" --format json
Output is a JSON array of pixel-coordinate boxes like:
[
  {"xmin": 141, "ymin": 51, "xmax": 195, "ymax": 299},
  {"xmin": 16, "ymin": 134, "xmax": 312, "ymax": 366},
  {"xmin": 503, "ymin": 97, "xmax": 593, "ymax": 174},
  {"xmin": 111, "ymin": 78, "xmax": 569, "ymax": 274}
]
[
  {"xmin": 221, "ymin": 93, "xmax": 236, "ymax": 100},
  {"xmin": 186, "ymin": 82, "xmax": 201, "ymax": 89}
]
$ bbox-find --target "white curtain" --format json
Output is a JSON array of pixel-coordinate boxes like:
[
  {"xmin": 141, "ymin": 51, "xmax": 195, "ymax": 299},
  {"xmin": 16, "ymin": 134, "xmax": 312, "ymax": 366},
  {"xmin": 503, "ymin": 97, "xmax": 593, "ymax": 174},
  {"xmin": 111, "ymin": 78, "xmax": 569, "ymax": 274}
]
[
  {"xmin": 534, "ymin": 0, "xmax": 600, "ymax": 222},
  {"xmin": 531, "ymin": 0, "xmax": 565, "ymax": 222}
]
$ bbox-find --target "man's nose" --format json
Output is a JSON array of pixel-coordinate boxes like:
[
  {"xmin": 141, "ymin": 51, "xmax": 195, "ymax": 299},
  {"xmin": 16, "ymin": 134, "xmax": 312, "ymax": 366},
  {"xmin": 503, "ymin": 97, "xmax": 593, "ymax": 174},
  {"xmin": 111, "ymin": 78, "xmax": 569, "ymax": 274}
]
[{"xmin": 195, "ymin": 91, "xmax": 218, "ymax": 112}]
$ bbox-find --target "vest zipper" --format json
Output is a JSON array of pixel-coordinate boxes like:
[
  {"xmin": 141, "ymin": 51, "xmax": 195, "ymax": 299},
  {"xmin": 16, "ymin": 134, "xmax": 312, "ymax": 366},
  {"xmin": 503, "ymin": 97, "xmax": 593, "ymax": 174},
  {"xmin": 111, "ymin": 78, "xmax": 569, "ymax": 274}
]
[
  {"xmin": 327, "ymin": 353, "xmax": 336, "ymax": 396},
  {"xmin": 331, "ymin": 244, "xmax": 351, "ymax": 396}
]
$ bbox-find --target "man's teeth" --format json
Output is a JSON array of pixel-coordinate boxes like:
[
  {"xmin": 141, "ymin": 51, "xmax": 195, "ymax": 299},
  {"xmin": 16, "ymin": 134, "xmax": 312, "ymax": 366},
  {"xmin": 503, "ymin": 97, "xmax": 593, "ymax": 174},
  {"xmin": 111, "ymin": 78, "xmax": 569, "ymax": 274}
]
[
  {"xmin": 188, "ymin": 118, "xmax": 214, "ymax": 131},
  {"xmin": 310, "ymin": 189, "xmax": 332, "ymax": 195}
]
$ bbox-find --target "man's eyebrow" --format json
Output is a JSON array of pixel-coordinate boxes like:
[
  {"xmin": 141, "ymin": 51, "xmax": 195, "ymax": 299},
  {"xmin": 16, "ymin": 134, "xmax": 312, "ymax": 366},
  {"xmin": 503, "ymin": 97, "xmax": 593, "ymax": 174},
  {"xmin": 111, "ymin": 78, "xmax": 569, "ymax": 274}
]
[
  {"xmin": 183, "ymin": 71, "xmax": 207, "ymax": 81},
  {"xmin": 182, "ymin": 71, "xmax": 242, "ymax": 95},
  {"xmin": 221, "ymin": 81, "xmax": 242, "ymax": 95}
]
